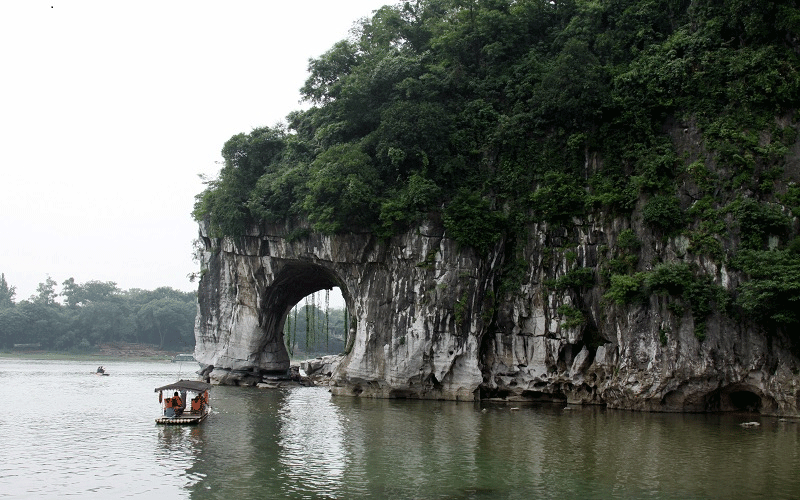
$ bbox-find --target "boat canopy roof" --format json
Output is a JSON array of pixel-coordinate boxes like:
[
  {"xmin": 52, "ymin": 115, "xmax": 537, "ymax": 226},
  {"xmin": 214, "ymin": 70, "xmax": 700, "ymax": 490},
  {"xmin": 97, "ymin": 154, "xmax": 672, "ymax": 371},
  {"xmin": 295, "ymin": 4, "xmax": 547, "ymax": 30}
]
[{"xmin": 154, "ymin": 380, "xmax": 212, "ymax": 393}]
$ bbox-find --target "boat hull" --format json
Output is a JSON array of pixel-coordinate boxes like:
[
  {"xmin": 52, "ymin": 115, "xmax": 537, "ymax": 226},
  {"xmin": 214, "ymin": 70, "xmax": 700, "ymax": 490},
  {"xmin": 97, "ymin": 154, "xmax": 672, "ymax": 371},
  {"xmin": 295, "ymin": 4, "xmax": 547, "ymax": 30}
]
[{"xmin": 155, "ymin": 412, "xmax": 208, "ymax": 425}]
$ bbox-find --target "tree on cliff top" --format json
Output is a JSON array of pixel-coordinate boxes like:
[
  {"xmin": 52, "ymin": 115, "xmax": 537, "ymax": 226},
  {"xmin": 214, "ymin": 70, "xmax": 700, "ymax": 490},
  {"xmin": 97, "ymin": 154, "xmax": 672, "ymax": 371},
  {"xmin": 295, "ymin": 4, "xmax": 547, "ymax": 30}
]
[{"xmin": 195, "ymin": 0, "xmax": 799, "ymax": 240}]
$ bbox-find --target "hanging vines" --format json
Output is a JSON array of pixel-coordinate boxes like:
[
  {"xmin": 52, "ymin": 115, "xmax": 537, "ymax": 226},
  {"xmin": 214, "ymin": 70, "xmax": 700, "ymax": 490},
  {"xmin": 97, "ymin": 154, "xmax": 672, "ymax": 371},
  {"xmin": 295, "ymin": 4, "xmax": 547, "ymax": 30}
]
[
  {"xmin": 311, "ymin": 292, "xmax": 316, "ymax": 347},
  {"xmin": 284, "ymin": 289, "xmax": 347, "ymax": 357},
  {"xmin": 305, "ymin": 295, "xmax": 310, "ymax": 349},
  {"xmin": 292, "ymin": 307, "xmax": 297, "ymax": 352},
  {"xmin": 285, "ymin": 305, "xmax": 298, "ymax": 357},
  {"xmin": 344, "ymin": 304, "xmax": 351, "ymax": 354},
  {"xmin": 285, "ymin": 311, "xmax": 291, "ymax": 356},
  {"xmin": 325, "ymin": 289, "xmax": 330, "ymax": 349}
]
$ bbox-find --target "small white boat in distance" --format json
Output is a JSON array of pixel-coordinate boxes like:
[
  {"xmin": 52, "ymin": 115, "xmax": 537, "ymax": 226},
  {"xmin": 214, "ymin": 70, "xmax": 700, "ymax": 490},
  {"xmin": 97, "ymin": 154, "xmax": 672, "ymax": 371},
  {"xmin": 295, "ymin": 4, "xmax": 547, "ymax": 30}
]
[{"xmin": 171, "ymin": 353, "xmax": 196, "ymax": 363}]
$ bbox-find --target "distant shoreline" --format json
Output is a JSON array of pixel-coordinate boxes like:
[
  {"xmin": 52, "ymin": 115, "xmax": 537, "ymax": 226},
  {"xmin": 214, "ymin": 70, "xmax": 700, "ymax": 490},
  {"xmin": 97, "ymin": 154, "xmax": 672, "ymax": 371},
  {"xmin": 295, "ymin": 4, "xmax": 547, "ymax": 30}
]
[{"xmin": 0, "ymin": 342, "xmax": 187, "ymax": 362}]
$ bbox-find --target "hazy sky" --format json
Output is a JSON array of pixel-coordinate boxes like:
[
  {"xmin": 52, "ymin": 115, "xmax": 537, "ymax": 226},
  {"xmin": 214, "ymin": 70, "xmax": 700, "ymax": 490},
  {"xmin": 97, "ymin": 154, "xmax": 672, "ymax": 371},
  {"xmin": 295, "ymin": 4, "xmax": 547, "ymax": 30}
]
[{"xmin": 1, "ymin": 0, "xmax": 390, "ymax": 305}]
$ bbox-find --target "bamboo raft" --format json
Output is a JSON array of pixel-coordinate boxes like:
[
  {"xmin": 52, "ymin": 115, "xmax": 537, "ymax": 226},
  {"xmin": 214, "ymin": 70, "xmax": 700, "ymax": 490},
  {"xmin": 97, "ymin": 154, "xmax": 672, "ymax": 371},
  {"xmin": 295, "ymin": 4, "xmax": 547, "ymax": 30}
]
[{"xmin": 155, "ymin": 412, "xmax": 208, "ymax": 425}]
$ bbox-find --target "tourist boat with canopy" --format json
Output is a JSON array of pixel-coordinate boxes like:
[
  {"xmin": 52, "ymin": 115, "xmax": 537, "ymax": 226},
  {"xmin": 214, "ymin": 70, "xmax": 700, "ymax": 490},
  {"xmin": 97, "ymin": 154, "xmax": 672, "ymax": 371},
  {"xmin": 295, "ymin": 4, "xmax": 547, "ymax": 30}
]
[{"xmin": 154, "ymin": 380, "xmax": 212, "ymax": 425}]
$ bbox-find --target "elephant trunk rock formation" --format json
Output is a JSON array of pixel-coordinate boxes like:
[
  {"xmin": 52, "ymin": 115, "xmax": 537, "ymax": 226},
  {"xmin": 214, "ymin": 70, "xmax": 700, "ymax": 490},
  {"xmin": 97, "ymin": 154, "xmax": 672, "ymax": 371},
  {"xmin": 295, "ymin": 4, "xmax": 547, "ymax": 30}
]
[{"xmin": 194, "ymin": 218, "xmax": 800, "ymax": 416}]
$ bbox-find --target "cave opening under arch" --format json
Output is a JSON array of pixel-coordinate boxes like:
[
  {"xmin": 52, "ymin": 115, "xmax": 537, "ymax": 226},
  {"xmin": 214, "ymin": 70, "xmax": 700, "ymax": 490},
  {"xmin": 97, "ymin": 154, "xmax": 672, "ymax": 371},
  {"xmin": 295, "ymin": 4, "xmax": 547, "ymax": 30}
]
[{"xmin": 259, "ymin": 262, "xmax": 353, "ymax": 367}]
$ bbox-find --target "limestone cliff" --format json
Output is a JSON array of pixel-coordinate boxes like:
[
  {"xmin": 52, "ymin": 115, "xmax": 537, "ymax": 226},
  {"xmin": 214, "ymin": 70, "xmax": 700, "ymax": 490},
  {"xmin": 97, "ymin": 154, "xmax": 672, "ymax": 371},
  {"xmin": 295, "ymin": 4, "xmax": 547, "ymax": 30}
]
[{"xmin": 194, "ymin": 211, "xmax": 800, "ymax": 416}]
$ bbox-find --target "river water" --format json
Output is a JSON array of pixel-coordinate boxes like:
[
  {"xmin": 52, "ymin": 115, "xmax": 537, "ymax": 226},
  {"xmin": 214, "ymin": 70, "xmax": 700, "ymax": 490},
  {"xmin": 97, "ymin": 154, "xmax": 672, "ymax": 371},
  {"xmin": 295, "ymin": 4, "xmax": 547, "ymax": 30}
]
[{"xmin": 0, "ymin": 358, "xmax": 797, "ymax": 499}]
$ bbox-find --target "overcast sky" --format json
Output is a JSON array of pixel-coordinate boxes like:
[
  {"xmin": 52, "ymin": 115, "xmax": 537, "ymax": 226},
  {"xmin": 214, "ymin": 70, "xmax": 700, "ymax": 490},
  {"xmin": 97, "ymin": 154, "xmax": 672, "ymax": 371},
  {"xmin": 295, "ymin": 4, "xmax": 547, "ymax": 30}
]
[{"xmin": 1, "ymin": 0, "xmax": 391, "ymax": 306}]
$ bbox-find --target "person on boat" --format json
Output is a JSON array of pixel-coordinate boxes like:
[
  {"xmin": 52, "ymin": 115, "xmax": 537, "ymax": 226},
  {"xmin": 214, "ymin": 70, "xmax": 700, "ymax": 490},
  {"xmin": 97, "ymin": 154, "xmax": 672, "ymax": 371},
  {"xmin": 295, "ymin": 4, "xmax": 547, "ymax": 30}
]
[
  {"xmin": 96, "ymin": 366, "xmax": 104, "ymax": 374},
  {"xmin": 172, "ymin": 392, "xmax": 184, "ymax": 416},
  {"xmin": 163, "ymin": 393, "xmax": 175, "ymax": 417},
  {"xmin": 190, "ymin": 395, "xmax": 203, "ymax": 413}
]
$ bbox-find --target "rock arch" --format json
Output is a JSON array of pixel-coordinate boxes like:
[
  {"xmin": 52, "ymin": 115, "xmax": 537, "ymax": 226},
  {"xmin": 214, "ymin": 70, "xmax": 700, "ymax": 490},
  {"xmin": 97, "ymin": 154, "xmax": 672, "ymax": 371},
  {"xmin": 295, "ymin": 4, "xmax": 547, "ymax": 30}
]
[
  {"xmin": 193, "ymin": 219, "xmax": 800, "ymax": 415},
  {"xmin": 194, "ymin": 219, "xmax": 489, "ymax": 399},
  {"xmin": 195, "ymin": 226, "xmax": 354, "ymax": 384}
]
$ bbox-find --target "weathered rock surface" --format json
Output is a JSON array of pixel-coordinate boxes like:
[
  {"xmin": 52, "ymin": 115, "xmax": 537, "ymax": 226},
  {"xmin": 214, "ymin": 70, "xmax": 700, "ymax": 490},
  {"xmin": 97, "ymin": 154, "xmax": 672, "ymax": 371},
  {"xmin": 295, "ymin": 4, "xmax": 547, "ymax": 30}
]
[
  {"xmin": 300, "ymin": 355, "xmax": 342, "ymax": 385},
  {"xmin": 194, "ymin": 213, "xmax": 800, "ymax": 416}
]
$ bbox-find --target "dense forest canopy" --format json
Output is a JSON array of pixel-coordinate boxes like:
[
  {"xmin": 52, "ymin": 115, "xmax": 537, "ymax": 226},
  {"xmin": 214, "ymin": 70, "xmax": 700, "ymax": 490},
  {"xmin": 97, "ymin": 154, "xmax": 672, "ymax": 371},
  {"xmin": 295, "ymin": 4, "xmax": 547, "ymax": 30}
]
[
  {"xmin": 194, "ymin": 0, "xmax": 800, "ymax": 334},
  {"xmin": 0, "ymin": 274, "xmax": 197, "ymax": 352}
]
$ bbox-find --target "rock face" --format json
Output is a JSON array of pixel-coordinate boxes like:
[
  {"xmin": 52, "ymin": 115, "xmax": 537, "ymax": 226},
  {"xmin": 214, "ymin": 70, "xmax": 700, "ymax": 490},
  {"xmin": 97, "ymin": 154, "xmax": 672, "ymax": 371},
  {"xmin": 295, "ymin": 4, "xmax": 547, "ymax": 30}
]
[{"xmin": 194, "ymin": 213, "xmax": 800, "ymax": 416}]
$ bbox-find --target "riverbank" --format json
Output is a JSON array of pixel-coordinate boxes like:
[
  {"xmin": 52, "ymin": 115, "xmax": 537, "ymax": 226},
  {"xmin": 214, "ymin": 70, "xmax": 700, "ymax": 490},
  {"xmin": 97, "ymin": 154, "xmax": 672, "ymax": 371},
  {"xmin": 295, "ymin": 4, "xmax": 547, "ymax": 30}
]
[{"xmin": 0, "ymin": 342, "xmax": 181, "ymax": 362}]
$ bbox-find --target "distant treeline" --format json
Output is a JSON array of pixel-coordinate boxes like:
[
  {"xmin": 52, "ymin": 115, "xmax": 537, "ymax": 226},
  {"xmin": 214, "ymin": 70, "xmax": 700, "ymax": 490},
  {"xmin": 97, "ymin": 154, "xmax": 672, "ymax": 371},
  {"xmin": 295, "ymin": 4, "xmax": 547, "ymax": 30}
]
[
  {"xmin": 0, "ymin": 274, "xmax": 196, "ymax": 351},
  {"xmin": 0, "ymin": 273, "xmax": 347, "ymax": 357}
]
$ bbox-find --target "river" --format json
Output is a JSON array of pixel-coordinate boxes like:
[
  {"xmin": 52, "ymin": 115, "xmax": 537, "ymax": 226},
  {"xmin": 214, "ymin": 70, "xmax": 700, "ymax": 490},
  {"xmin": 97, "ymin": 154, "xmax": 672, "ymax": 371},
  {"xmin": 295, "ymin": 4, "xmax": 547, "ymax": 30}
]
[{"xmin": 0, "ymin": 358, "xmax": 797, "ymax": 499}]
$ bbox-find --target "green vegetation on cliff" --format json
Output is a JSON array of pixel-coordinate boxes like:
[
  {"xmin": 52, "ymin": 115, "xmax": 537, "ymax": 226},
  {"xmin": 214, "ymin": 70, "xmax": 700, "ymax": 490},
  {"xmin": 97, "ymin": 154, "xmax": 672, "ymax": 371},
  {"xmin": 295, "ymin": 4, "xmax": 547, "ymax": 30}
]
[{"xmin": 194, "ymin": 0, "xmax": 800, "ymax": 334}]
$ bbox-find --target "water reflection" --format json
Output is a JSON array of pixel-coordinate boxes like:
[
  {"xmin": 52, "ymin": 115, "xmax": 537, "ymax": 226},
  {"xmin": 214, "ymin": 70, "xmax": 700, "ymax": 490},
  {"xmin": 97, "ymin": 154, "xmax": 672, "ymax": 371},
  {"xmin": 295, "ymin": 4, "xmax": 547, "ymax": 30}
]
[
  {"xmin": 181, "ymin": 387, "xmax": 285, "ymax": 499},
  {"xmin": 157, "ymin": 426, "xmax": 205, "ymax": 490},
  {"xmin": 178, "ymin": 388, "xmax": 800, "ymax": 500},
  {"xmin": 278, "ymin": 388, "xmax": 348, "ymax": 496},
  {"xmin": 329, "ymin": 398, "xmax": 488, "ymax": 498}
]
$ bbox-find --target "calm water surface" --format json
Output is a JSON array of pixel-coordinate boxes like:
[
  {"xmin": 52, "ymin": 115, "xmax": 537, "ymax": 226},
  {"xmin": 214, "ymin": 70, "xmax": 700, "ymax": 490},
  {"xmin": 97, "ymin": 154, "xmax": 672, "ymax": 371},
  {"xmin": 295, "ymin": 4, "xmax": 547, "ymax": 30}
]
[{"xmin": 0, "ymin": 359, "xmax": 797, "ymax": 499}]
